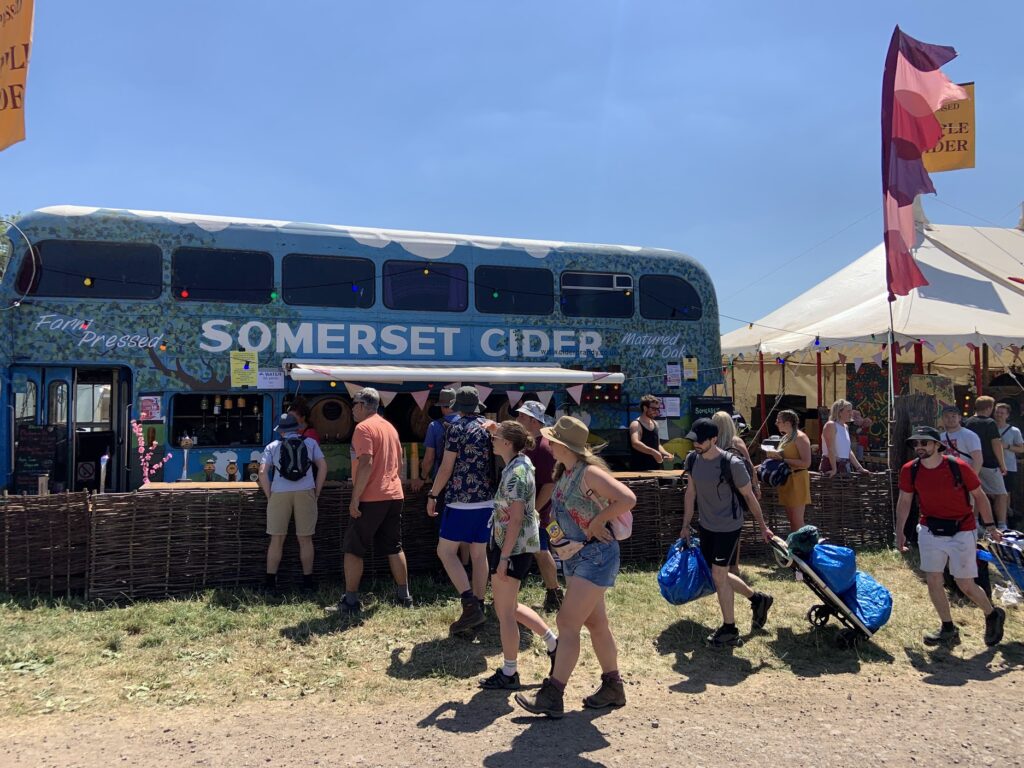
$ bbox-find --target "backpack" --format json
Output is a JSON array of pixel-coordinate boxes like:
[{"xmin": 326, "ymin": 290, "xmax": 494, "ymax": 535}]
[
  {"xmin": 277, "ymin": 436, "xmax": 312, "ymax": 481},
  {"xmin": 685, "ymin": 449, "xmax": 750, "ymax": 520},
  {"xmin": 909, "ymin": 455, "xmax": 970, "ymax": 507}
]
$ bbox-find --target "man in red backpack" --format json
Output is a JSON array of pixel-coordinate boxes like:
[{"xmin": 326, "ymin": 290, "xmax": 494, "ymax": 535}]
[{"xmin": 895, "ymin": 426, "xmax": 1005, "ymax": 646}]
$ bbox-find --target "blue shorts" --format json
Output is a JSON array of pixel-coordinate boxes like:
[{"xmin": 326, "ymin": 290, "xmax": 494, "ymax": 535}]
[
  {"xmin": 562, "ymin": 539, "xmax": 620, "ymax": 588},
  {"xmin": 539, "ymin": 526, "xmax": 550, "ymax": 551},
  {"xmin": 440, "ymin": 505, "xmax": 492, "ymax": 544}
]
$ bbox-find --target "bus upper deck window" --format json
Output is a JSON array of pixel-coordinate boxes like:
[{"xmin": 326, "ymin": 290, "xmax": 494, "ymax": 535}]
[
  {"xmin": 173, "ymin": 247, "xmax": 274, "ymax": 304},
  {"xmin": 383, "ymin": 259, "xmax": 467, "ymax": 312},
  {"xmin": 560, "ymin": 271, "xmax": 634, "ymax": 318},
  {"xmin": 639, "ymin": 274, "xmax": 703, "ymax": 320},
  {"xmin": 475, "ymin": 266, "xmax": 553, "ymax": 315},
  {"xmin": 16, "ymin": 241, "xmax": 162, "ymax": 299},
  {"xmin": 283, "ymin": 253, "xmax": 375, "ymax": 308}
]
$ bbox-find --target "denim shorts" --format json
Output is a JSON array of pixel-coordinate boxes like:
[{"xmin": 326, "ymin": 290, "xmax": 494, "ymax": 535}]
[{"xmin": 561, "ymin": 539, "xmax": 620, "ymax": 588}]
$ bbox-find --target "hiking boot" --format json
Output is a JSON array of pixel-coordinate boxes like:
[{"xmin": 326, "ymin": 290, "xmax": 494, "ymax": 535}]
[
  {"xmin": 751, "ymin": 592, "xmax": 773, "ymax": 629},
  {"xmin": 984, "ymin": 607, "xmax": 1006, "ymax": 647},
  {"xmin": 395, "ymin": 595, "xmax": 414, "ymax": 609},
  {"xmin": 449, "ymin": 598, "xmax": 486, "ymax": 635},
  {"xmin": 479, "ymin": 669, "xmax": 521, "ymax": 690},
  {"xmin": 514, "ymin": 678, "xmax": 565, "ymax": 719},
  {"xmin": 583, "ymin": 678, "xmax": 626, "ymax": 710},
  {"xmin": 543, "ymin": 587, "xmax": 564, "ymax": 612},
  {"xmin": 336, "ymin": 597, "xmax": 361, "ymax": 618},
  {"xmin": 706, "ymin": 625, "xmax": 741, "ymax": 648},
  {"xmin": 923, "ymin": 625, "xmax": 960, "ymax": 646}
]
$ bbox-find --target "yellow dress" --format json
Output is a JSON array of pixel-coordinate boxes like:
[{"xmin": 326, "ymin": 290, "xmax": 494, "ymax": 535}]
[{"xmin": 777, "ymin": 439, "xmax": 811, "ymax": 507}]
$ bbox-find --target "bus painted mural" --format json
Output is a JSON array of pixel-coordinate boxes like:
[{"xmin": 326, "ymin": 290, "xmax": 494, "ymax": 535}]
[{"xmin": 0, "ymin": 206, "xmax": 721, "ymax": 492}]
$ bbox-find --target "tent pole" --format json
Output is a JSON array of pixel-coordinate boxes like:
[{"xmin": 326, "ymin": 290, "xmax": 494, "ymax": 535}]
[
  {"xmin": 914, "ymin": 342, "xmax": 924, "ymax": 374},
  {"xmin": 816, "ymin": 351, "xmax": 823, "ymax": 411},
  {"xmin": 758, "ymin": 350, "xmax": 767, "ymax": 440},
  {"xmin": 974, "ymin": 346, "xmax": 983, "ymax": 396}
]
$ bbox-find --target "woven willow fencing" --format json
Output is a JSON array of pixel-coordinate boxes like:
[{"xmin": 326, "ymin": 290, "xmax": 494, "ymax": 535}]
[{"xmin": 2, "ymin": 473, "xmax": 894, "ymax": 600}]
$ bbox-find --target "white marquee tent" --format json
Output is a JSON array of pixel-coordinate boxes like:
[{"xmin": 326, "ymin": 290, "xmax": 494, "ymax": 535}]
[{"xmin": 719, "ymin": 219, "xmax": 1024, "ymax": 418}]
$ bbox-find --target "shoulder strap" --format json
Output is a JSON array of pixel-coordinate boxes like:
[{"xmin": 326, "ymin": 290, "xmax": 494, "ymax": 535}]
[
  {"xmin": 1000, "ymin": 425, "xmax": 1011, "ymax": 438},
  {"xmin": 685, "ymin": 451, "xmax": 696, "ymax": 474}
]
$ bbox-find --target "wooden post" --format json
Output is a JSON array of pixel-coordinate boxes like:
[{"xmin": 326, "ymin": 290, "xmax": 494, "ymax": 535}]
[
  {"xmin": 816, "ymin": 351, "xmax": 823, "ymax": 410},
  {"xmin": 914, "ymin": 342, "xmax": 924, "ymax": 374},
  {"xmin": 974, "ymin": 346, "xmax": 983, "ymax": 396},
  {"xmin": 758, "ymin": 351, "xmax": 767, "ymax": 440}
]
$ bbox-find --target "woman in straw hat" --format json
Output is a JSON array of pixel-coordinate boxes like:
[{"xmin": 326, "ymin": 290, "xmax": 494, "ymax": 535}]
[{"xmin": 515, "ymin": 416, "xmax": 636, "ymax": 719}]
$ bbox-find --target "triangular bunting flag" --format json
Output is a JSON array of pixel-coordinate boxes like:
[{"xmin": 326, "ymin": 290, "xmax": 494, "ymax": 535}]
[
  {"xmin": 991, "ymin": 342, "xmax": 1005, "ymax": 356},
  {"xmin": 922, "ymin": 340, "xmax": 936, "ymax": 353},
  {"xmin": 892, "ymin": 341, "xmax": 902, "ymax": 356},
  {"xmin": 838, "ymin": 353, "xmax": 847, "ymax": 365},
  {"xmin": 475, "ymin": 385, "xmax": 493, "ymax": 402},
  {"xmin": 378, "ymin": 390, "xmax": 397, "ymax": 407},
  {"xmin": 411, "ymin": 390, "xmax": 431, "ymax": 410},
  {"xmin": 872, "ymin": 352, "xmax": 884, "ymax": 367},
  {"xmin": 506, "ymin": 390, "xmax": 524, "ymax": 408},
  {"xmin": 537, "ymin": 391, "xmax": 554, "ymax": 408},
  {"xmin": 344, "ymin": 382, "xmax": 362, "ymax": 398},
  {"xmin": 567, "ymin": 384, "xmax": 584, "ymax": 404},
  {"xmin": 854, "ymin": 357, "xmax": 863, "ymax": 373},
  {"xmin": 445, "ymin": 382, "xmax": 461, "ymax": 391}
]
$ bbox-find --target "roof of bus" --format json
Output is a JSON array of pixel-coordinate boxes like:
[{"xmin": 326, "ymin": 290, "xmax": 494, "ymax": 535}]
[{"xmin": 21, "ymin": 205, "xmax": 696, "ymax": 264}]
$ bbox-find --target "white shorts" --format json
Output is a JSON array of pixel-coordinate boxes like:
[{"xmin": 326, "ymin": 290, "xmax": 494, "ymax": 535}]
[{"xmin": 917, "ymin": 525, "xmax": 977, "ymax": 579}]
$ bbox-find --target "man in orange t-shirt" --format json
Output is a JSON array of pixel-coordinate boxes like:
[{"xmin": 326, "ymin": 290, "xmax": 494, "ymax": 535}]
[{"xmin": 337, "ymin": 388, "xmax": 410, "ymax": 616}]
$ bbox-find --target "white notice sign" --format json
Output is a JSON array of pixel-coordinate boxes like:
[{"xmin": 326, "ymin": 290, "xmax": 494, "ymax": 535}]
[
  {"xmin": 662, "ymin": 397, "xmax": 680, "ymax": 418},
  {"xmin": 666, "ymin": 362, "xmax": 681, "ymax": 388},
  {"xmin": 258, "ymin": 370, "xmax": 285, "ymax": 390}
]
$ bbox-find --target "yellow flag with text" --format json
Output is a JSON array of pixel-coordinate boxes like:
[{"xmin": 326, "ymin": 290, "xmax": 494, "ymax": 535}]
[
  {"xmin": 0, "ymin": 0, "xmax": 33, "ymax": 152},
  {"xmin": 923, "ymin": 82, "xmax": 975, "ymax": 173}
]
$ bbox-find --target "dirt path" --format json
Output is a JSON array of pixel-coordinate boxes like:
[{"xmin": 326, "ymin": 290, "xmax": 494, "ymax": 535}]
[{"xmin": 2, "ymin": 670, "xmax": 1021, "ymax": 767}]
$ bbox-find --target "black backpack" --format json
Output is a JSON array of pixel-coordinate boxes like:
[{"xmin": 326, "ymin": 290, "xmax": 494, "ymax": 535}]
[
  {"xmin": 685, "ymin": 449, "xmax": 750, "ymax": 519},
  {"xmin": 277, "ymin": 436, "xmax": 312, "ymax": 481}
]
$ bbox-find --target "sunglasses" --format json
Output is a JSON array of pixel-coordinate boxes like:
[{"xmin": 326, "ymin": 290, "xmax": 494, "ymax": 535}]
[{"xmin": 909, "ymin": 440, "xmax": 936, "ymax": 447}]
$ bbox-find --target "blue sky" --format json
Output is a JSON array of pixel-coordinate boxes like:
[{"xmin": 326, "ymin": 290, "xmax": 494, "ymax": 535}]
[{"xmin": 2, "ymin": 2, "xmax": 1022, "ymax": 332}]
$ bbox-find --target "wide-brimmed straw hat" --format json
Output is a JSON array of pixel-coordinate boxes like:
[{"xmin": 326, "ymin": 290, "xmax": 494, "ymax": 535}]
[{"xmin": 540, "ymin": 415, "xmax": 591, "ymax": 455}]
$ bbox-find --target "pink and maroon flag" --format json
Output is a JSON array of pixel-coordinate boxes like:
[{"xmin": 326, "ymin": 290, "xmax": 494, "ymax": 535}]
[{"xmin": 882, "ymin": 26, "xmax": 967, "ymax": 300}]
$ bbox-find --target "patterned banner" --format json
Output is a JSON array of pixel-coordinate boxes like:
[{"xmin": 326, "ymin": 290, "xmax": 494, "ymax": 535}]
[{"xmin": 0, "ymin": 0, "xmax": 33, "ymax": 152}]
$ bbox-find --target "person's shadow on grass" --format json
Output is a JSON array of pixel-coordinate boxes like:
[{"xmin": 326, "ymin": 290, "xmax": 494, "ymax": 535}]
[
  {"xmin": 387, "ymin": 632, "xmax": 500, "ymax": 681},
  {"xmin": 904, "ymin": 641, "xmax": 1024, "ymax": 686},
  {"xmin": 654, "ymin": 618, "xmax": 768, "ymax": 693},
  {"xmin": 279, "ymin": 604, "xmax": 379, "ymax": 644},
  {"xmin": 483, "ymin": 707, "xmax": 615, "ymax": 767}
]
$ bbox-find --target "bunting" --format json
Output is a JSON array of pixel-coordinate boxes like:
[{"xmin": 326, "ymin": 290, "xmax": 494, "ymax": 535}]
[
  {"xmin": 411, "ymin": 390, "xmax": 431, "ymax": 410},
  {"xmin": 566, "ymin": 384, "xmax": 584, "ymax": 405},
  {"xmin": 474, "ymin": 384, "xmax": 493, "ymax": 403},
  {"xmin": 378, "ymin": 390, "xmax": 397, "ymax": 407},
  {"xmin": 537, "ymin": 391, "xmax": 554, "ymax": 408},
  {"xmin": 882, "ymin": 26, "xmax": 967, "ymax": 299},
  {"xmin": 506, "ymin": 390, "xmax": 524, "ymax": 408},
  {"xmin": 344, "ymin": 382, "xmax": 362, "ymax": 398},
  {"xmin": 854, "ymin": 357, "xmax": 864, "ymax": 373}
]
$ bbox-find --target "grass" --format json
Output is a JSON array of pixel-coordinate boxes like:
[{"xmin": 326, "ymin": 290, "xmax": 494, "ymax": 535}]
[{"xmin": 0, "ymin": 550, "xmax": 1021, "ymax": 716}]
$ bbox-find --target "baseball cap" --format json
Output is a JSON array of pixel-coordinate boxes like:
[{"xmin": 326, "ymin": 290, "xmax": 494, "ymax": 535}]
[{"xmin": 685, "ymin": 418, "xmax": 718, "ymax": 443}]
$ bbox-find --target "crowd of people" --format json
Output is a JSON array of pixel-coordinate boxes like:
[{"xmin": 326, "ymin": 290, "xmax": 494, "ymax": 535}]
[{"xmin": 253, "ymin": 390, "xmax": 1016, "ymax": 718}]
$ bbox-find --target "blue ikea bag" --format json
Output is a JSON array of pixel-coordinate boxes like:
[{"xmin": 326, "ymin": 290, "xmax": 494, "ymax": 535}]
[
  {"xmin": 809, "ymin": 544, "xmax": 857, "ymax": 595},
  {"xmin": 838, "ymin": 571, "xmax": 893, "ymax": 633},
  {"xmin": 658, "ymin": 538, "xmax": 716, "ymax": 605}
]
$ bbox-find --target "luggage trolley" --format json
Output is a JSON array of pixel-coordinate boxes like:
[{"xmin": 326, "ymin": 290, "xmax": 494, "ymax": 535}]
[{"xmin": 768, "ymin": 535, "xmax": 874, "ymax": 648}]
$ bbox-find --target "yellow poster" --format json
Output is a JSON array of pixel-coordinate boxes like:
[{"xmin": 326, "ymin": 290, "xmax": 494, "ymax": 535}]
[
  {"xmin": 229, "ymin": 351, "xmax": 258, "ymax": 388},
  {"xmin": 0, "ymin": 0, "xmax": 33, "ymax": 152},
  {"xmin": 923, "ymin": 82, "xmax": 975, "ymax": 173}
]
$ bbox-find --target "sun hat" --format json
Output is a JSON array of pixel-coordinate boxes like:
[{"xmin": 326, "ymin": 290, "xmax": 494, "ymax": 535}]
[
  {"xmin": 516, "ymin": 400, "xmax": 552, "ymax": 427},
  {"xmin": 540, "ymin": 415, "xmax": 591, "ymax": 455},
  {"xmin": 436, "ymin": 388, "xmax": 457, "ymax": 408},
  {"xmin": 907, "ymin": 425, "xmax": 945, "ymax": 448},
  {"xmin": 276, "ymin": 413, "xmax": 299, "ymax": 432},
  {"xmin": 453, "ymin": 386, "xmax": 481, "ymax": 414}
]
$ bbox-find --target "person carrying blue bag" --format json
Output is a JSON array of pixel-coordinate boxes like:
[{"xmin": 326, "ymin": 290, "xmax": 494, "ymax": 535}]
[
  {"xmin": 658, "ymin": 537, "xmax": 716, "ymax": 605},
  {"xmin": 680, "ymin": 418, "xmax": 776, "ymax": 648}
]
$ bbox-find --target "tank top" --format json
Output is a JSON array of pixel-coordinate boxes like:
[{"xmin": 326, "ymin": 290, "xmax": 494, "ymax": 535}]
[
  {"xmin": 551, "ymin": 461, "xmax": 605, "ymax": 543},
  {"xmin": 822, "ymin": 421, "xmax": 851, "ymax": 460},
  {"xmin": 630, "ymin": 419, "xmax": 662, "ymax": 470}
]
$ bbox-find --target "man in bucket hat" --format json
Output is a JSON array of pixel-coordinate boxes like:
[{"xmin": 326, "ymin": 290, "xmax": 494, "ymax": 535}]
[
  {"xmin": 895, "ymin": 425, "xmax": 1005, "ymax": 646},
  {"xmin": 516, "ymin": 400, "xmax": 565, "ymax": 611},
  {"xmin": 259, "ymin": 413, "xmax": 328, "ymax": 592},
  {"xmin": 427, "ymin": 386, "xmax": 496, "ymax": 635}
]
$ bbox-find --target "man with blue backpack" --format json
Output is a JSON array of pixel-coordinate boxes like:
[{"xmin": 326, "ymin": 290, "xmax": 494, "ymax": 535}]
[
  {"xmin": 680, "ymin": 418, "xmax": 775, "ymax": 648},
  {"xmin": 259, "ymin": 413, "xmax": 328, "ymax": 592}
]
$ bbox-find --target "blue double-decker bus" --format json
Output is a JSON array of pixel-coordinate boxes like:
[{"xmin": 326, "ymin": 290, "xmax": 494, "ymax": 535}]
[{"xmin": 0, "ymin": 206, "xmax": 721, "ymax": 491}]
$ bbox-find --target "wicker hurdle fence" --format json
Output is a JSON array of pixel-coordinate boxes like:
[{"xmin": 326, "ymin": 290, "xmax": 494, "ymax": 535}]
[{"xmin": 2, "ymin": 472, "xmax": 895, "ymax": 601}]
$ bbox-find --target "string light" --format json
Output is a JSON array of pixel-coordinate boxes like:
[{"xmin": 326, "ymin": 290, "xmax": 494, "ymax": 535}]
[
  {"xmin": 814, "ymin": 335, "xmax": 820, "ymax": 346},
  {"xmin": 492, "ymin": 291, "xmax": 499, "ymax": 299},
  {"xmin": 269, "ymin": 291, "xmax": 278, "ymax": 300},
  {"xmin": 180, "ymin": 289, "xmax": 190, "ymax": 299},
  {"xmin": 159, "ymin": 343, "xmax": 167, "ymax": 351},
  {"xmin": 422, "ymin": 268, "xmax": 430, "ymax": 276},
  {"xmin": 83, "ymin": 277, "xmax": 93, "ymax": 287},
  {"xmin": 330, "ymin": 381, "xmax": 337, "ymax": 388}
]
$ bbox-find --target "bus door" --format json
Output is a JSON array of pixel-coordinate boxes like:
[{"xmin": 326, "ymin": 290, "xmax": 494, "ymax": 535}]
[{"xmin": 71, "ymin": 367, "xmax": 132, "ymax": 492}]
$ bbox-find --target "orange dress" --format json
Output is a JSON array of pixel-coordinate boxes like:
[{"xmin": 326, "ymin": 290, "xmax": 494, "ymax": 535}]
[{"xmin": 778, "ymin": 439, "xmax": 811, "ymax": 507}]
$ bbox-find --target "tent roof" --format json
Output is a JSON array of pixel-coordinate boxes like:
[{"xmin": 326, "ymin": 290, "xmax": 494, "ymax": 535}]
[{"xmin": 721, "ymin": 223, "xmax": 1024, "ymax": 366}]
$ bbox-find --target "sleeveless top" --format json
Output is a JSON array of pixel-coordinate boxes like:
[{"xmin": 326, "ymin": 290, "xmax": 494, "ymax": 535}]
[
  {"xmin": 630, "ymin": 419, "xmax": 662, "ymax": 470},
  {"xmin": 822, "ymin": 421, "xmax": 851, "ymax": 460},
  {"xmin": 551, "ymin": 461, "xmax": 605, "ymax": 543}
]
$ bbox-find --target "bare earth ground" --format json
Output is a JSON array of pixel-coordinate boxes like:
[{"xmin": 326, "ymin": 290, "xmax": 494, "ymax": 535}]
[{"xmin": 2, "ymin": 669, "xmax": 1021, "ymax": 767}]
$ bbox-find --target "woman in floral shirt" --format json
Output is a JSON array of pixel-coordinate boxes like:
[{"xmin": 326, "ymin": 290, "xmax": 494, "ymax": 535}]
[{"xmin": 479, "ymin": 421, "xmax": 559, "ymax": 691}]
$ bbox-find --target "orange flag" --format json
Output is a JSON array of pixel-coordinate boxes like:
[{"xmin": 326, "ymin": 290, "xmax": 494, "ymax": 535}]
[{"xmin": 0, "ymin": 0, "xmax": 33, "ymax": 152}]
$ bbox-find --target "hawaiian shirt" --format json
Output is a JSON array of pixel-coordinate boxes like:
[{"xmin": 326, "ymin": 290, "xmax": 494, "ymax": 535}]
[
  {"xmin": 490, "ymin": 455, "xmax": 540, "ymax": 554},
  {"xmin": 443, "ymin": 416, "xmax": 495, "ymax": 504}
]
